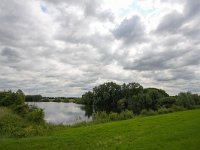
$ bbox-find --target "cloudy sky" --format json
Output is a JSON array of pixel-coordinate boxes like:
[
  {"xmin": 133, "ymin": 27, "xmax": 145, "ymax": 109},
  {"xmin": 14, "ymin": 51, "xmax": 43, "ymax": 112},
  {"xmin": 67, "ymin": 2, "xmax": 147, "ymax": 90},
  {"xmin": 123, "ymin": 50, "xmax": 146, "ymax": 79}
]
[{"xmin": 0, "ymin": 0, "xmax": 200, "ymax": 97}]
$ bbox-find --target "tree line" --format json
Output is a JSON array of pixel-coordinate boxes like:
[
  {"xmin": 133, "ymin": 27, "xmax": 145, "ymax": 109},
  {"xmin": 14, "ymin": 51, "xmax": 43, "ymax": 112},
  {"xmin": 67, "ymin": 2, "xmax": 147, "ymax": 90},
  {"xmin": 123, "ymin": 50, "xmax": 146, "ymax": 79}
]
[
  {"xmin": 81, "ymin": 82, "xmax": 200, "ymax": 114},
  {"xmin": 25, "ymin": 95, "xmax": 80, "ymax": 103}
]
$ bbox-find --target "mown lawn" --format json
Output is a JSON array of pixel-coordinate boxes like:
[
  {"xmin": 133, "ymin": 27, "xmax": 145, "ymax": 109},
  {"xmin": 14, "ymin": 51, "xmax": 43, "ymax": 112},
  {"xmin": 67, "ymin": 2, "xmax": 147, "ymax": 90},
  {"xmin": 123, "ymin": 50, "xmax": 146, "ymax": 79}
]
[{"xmin": 0, "ymin": 109, "xmax": 200, "ymax": 150}]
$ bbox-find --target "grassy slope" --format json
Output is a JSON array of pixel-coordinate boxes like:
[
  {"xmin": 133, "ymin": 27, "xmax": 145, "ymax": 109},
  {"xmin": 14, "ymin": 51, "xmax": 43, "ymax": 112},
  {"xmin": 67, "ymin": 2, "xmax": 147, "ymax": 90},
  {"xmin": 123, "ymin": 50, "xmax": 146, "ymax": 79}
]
[{"xmin": 0, "ymin": 109, "xmax": 200, "ymax": 150}]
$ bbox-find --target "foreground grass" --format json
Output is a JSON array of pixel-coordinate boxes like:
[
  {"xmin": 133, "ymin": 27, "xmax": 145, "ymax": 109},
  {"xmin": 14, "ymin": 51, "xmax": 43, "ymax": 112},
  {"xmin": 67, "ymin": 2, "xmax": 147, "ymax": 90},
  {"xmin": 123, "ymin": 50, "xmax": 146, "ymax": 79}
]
[
  {"xmin": 0, "ymin": 109, "xmax": 200, "ymax": 150},
  {"xmin": 0, "ymin": 107, "xmax": 52, "ymax": 138}
]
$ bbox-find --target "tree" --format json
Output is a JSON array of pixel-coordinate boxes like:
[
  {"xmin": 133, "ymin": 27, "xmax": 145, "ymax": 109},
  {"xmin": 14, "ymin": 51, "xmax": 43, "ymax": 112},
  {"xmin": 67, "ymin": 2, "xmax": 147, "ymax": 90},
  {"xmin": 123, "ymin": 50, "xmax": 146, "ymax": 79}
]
[
  {"xmin": 81, "ymin": 91, "xmax": 94, "ymax": 105},
  {"xmin": 144, "ymin": 88, "xmax": 169, "ymax": 97},
  {"xmin": 192, "ymin": 94, "xmax": 200, "ymax": 105},
  {"xmin": 117, "ymin": 98, "xmax": 128, "ymax": 110},
  {"xmin": 93, "ymin": 82, "xmax": 122, "ymax": 106},
  {"xmin": 159, "ymin": 96, "xmax": 176, "ymax": 108},
  {"xmin": 176, "ymin": 92, "xmax": 195, "ymax": 109},
  {"xmin": 0, "ymin": 90, "xmax": 24, "ymax": 106},
  {"xmin": 122, "ymin": 82, "xmax": 143, "ymax": 98},
  {"xmin": 25, "ymin": 95, "xmax": 42, "ymax": 102},
  {"xmin": 16, "ymin": 89, "xmax": 25, "ymax": 105}
]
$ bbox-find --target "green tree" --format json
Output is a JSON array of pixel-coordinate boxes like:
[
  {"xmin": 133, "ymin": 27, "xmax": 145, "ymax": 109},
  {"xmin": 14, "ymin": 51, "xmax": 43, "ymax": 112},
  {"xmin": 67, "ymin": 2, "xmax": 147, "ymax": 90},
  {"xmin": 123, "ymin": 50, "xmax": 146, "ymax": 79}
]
[
  {"xmin": 176, "ymin": 92, "xmax": 195, "ymax": 109},
  {"xmin": 93, "ymin": 82, "xmax": 122, "ymax": 106},
  {"xmin": 16, "ymin": 89, "xmax": 25, "ymax": 105},
  {"xmin": 122, "ymin": 82, "xmax": 143, "ymax": 98},
  {"xmin": 0, "ymin": 90, "xmax": 24, "ymax": 106},
  {"xmin": 159, "ymin": 96, "xmax": 176, "ymax": 108},
  {"xmin": 25, "ymin": 95, "xmax": 42, "ymax": 102},
  {"xmin": 117, "ymin": 98, "xmax": 128, "ymax": 110},
  {"xmin": 81, "ymin": 91, "xmax": 94, "ymax": 105}
]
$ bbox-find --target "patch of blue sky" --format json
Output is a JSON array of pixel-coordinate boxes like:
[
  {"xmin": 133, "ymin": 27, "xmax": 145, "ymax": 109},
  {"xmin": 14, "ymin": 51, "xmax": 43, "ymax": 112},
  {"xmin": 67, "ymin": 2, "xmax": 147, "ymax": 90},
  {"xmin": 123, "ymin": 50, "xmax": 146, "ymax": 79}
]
[
  {"xmin": 40, "ymin": 3, "xmax": 47, "ymax": 13},
  {"xmin": 120, "ymin": 0, "xmax": 156, "ymax": 18}
]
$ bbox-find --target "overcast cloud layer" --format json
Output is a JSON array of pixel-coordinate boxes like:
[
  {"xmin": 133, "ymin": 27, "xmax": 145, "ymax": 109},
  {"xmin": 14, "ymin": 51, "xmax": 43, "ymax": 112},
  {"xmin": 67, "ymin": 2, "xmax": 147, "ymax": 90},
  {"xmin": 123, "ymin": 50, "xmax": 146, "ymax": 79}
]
[{"xmin": 0, "ymin": 0, "xmax": 200, "ymax": 96}]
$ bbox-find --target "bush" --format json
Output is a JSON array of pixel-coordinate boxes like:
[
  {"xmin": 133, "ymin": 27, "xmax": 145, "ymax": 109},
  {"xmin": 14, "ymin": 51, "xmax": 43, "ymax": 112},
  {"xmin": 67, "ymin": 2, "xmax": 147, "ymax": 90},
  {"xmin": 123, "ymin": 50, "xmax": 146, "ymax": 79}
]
[
  {"xmin": 157, "ymin": 105, "xmax": 187, "ymax": 114},
  {"xmin": 0, "ymin": 107, "xmax": 49, "ymax": 138},
  {"xmin": 94, "ymin": 110, "xmax": 134, "ymax": 122},
  {"xmin": 176, "ymin": 92, "xmax": 195, "ymax": 109},
  {"xmin": 0, "ymin": 91, "xmax": 24, "ymax": 107},
  {"xmin": 159, "ymin": 97, "xmax": 176, "ymax": 108},
  {"xmin": 166, "ymin": 107, "xmax": 175, "ymax": 113},
  {"xmin": 171, "ymin": 105, "xmax": 186, "ymax": 112},
  {"xmin": 191, "ymin": 105, "xmax": 200, "ymax": 109},
  {"xmin": 94, "ymin": 111, "xmax": 109, "ymax": 122},
  {"xmin": 0, "ymin": 108, "xmax": 26, "ymax": 129},
  {"xmin": 157, "ymin": 107, "xmax": 169, "ymax": 114},
  {"xmin": 25, "ymin": 106, "xmax": 44, "ymax": 124},
  {"xmin": 119, "ymin": 110, "xmax": 134, "ymax": 119},
  {"xmin": 117, "ymin": 99, "xmax": 127, "ymax": 110},
  {"xmin": 13, "ymin": 104, "xmax": 29, "ymax": 115},
  {"xmin": 109, "ymin": 112, "xmax": 119, "ymax": 121},
  {"xmin": 0, "ymin": 107, "xmax": 28, "ymax": 137},
  {"xmin": 140, "ymin": 109, "xmax": 157, "ymax": 116}
]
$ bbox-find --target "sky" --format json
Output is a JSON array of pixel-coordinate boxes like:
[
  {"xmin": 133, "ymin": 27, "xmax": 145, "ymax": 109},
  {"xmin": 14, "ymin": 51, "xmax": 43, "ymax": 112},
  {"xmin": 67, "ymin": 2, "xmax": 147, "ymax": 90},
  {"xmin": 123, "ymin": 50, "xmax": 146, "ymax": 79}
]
[{"xmin": 0, "ymin": 0, "xmax": 200, "ymax": 97}]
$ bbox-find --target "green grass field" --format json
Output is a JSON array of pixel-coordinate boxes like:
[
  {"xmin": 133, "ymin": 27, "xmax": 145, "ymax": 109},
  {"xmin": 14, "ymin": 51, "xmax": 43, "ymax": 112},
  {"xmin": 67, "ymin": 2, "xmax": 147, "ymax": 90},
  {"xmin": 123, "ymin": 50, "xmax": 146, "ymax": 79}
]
[{"xmin": 0, "ymin": 109, "xmax": 200, "ymax": 150}]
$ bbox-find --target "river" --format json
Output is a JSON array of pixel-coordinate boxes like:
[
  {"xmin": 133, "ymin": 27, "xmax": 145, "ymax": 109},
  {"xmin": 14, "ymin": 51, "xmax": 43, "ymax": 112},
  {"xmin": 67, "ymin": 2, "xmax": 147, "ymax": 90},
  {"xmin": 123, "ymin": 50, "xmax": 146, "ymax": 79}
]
[{"xmin": 27, "ymin": 102, "xmax": 93, "ymax": 125}]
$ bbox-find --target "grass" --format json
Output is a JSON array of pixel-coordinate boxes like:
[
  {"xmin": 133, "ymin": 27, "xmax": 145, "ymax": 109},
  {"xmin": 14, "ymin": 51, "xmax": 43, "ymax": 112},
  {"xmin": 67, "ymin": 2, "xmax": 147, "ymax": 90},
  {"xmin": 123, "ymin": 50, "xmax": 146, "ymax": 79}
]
[
  {"xmin": 0, "ymin": 107, "xmax": 27, "ymax": 137},
  {"xmin": 0, "ymin": 107, "xmax": 52, "ymax": 138},
  {"xmin": 0, "ymin": 109, "xmax": 200, "ymax": 150}
]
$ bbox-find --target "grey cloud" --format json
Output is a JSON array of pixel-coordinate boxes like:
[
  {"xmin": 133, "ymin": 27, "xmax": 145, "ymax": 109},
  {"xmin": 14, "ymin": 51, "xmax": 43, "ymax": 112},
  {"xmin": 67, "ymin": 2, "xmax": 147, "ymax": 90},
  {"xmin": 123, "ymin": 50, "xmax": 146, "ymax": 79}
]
[
  {"xmin": 184, "ymin": 0, "xmax": 200, "ymax": 18},
  {"xmin": 1, "ymin": 47, "xmax": 22, "ymax": 63},
  {"xmin": 156, "ymin": 0, "xmax": 200, "ymax": 35},
  {"xmin": 0, "ymin": 0, "xmax": 54, "ymax": 50},
  {"xmin": 123, "ymin": 48, "xmax": 192, "ymax": 71},
  {"xmin": 180, "ymin": 21, "xmax": 200, "ymax": 41},
  {"xmin": 153, "ymin": 68, "xmax": 197, "ymax": 82},
  {"xmin": 83, "ymin": 1, "xmax": 114, "ymax": 21},
  {"xmin": 156, "ymin": 11, "xmax": 185, "ymax": 34},
  {"xmin": 45, "ymin": 0, "xmax": 114, "ymax": 21},
  {"xmin": 113, "ymin": 15, "xmax": 146, "ymax": 44},
  {"xmin": 126, "ymin": 48, "xmax": 200, "ymax": 71}
]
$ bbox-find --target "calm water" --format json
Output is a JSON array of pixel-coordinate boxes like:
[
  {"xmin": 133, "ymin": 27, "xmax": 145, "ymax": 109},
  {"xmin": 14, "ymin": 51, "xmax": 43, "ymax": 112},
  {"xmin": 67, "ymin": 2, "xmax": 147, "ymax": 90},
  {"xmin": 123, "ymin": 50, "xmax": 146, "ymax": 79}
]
[{"xmin": 27, "ymin": 102, "xmax": 93, "ymax": 125}]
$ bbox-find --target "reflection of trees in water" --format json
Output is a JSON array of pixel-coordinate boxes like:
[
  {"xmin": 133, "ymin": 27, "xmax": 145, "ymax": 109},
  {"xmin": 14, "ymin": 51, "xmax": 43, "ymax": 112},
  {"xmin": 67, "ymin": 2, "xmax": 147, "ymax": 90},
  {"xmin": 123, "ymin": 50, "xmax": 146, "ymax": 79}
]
[
  {"xmin": 80, "ymin": 105, "xmax": 121, "ymax": 118},
  {"xmin": 94, "ymin": 105, "xmax": 120, "ymax": 113},
  {"xmin": 80, "ymin": 105, "xmax": 93, "ymax": 118}
]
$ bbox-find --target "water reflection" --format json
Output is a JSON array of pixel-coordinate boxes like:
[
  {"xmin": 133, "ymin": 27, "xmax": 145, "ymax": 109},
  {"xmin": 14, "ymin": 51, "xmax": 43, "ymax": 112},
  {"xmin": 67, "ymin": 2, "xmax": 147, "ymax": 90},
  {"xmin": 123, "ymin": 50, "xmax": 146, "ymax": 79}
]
[
  {"xmin": 27, "ymin": 102, "xmax": 92, "ymax": 125},
  {"xmin": 26, "ymin": 102, "xmax": 123, "ymax": 125}
]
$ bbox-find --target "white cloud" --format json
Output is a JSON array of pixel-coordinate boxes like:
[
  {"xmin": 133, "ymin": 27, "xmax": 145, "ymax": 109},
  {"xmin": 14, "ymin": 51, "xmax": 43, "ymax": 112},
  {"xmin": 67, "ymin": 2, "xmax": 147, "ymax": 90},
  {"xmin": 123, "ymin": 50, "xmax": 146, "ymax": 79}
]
[{"xmin": 0, "ymin": 0, "xmax": 200, "ymax": 96}]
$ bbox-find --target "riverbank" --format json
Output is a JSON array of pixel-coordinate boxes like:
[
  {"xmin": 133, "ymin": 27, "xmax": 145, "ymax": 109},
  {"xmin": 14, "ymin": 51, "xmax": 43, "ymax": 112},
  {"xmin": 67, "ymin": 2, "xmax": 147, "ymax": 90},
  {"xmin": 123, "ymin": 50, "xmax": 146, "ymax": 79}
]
[
  {"xmin": 0, "ymin": 107, "xmax": 54, "ymax": 138},
  {"xmin": 1, "ymin": 109, "xmax": 200, "ymax": 150}
]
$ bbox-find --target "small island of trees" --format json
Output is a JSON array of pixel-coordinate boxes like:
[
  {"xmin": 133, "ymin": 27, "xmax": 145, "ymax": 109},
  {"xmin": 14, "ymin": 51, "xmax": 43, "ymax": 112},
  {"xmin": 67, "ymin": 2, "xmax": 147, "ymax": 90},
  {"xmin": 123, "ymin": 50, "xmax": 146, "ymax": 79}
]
[{"xmin": 81, "ymin": 82, "xmax": 200, "ymax": 114}]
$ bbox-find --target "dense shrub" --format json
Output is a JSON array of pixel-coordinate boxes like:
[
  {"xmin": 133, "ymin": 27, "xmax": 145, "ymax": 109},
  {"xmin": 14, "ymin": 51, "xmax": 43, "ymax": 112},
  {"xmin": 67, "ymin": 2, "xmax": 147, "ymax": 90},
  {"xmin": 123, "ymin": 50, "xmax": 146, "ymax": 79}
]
[
  {"xmin": 117, "ymin": 98, "xmax": 127, "ymax": 110},
  {"xmin": 109, "ymin": 112, "xmax": 119, "ymax": 121},
  {"xmin": 0, "ymin": 107, "xmax": 48, "ymax": 138},
  {"xmin": 176, "ymin": 92, "xmax": 195, "ymax": 109},
  {"xmin": 159, "ymin": 97, "xmax": 176, "ymax": 108},
  {"xmin": 13, "ymin": 104, "xmax": 29, "ymax": 115},
  {"xmin": 94, "ymin": 110, "xmax": 134, "ymax": 122},
  {"xmin": 25, "ymin": 106, "xmax": 44, "ymax": 124},
  {"xmin": 157, "ymin": 107, "xmax": 170, "ymax": 114},
  {"xmin": 193, "ymin": 94, "xmax": 200, "ymax": 105},
  {"xmin": 192, "ymin": 105, "xmax": 200, "ymax": 109},
  {"xmin": 140, "ymin": 109, "xmax": 157, "ymax": 116},
  {"xmin": 119, "ymin": 110, "xmax": 134, "ymax": 119},
  {"xmin": 0, "ymin": 92, "xmax": 24, "ymax": 107},
  {"xmin": 94, "ymin": 111, "xmax": 109, "ymax": 122},
  {"xmin": 0, "ymin": 108, "xmax": 27, "ymax": 136},
  {"xmin": 171, "ymin": 105, "xmax": 186, "ymax": 112}
]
